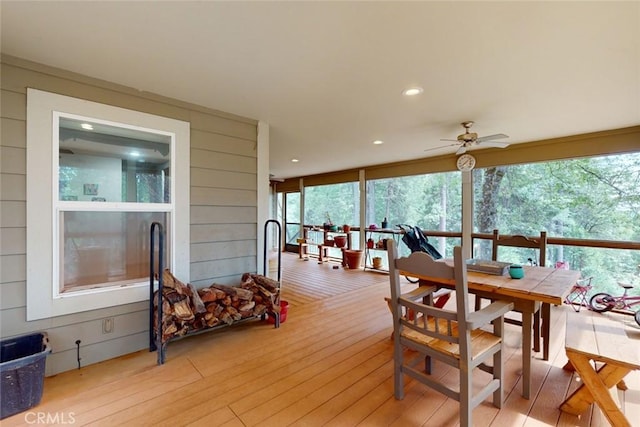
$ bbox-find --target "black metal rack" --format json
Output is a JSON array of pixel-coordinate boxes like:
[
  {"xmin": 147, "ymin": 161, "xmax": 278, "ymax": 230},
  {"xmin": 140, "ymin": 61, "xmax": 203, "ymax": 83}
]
[
  {"xmin": 363, "ymin": 228, "xmax": 402, "ymax": 273},
  {"xmin": 149, "ymin": 220, "xmax": 282, "ymax": 365}
]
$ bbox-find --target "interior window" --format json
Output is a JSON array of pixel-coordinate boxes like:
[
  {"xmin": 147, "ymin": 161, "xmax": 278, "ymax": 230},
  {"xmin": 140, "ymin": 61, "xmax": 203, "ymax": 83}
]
[
  {"xmin": 26, "ymin": 88, "xmax": 190, "ymax": 320},
  {"xmin": 56, "ymin": 115, "xmax": 172, "ymax": 293}
]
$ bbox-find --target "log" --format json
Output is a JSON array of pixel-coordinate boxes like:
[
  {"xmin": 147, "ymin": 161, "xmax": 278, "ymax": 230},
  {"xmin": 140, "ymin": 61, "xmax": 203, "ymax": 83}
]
[
  {"xmin": 220, "ymin": 311, "xmax": 233, "ymax": 325},
  {"xmin": 163, "ymin": 269, "xmax": 189, "ymax": 294},
  {"xmin": 161, "ymin": 290, "xmax": 194, "ymax": 321},
  {"xmin": 209, "ymin": 284, "xmax": 253, "ymax": 301},
  {"xmin": 188, "ymin": 283, "xmax": 206, "ymax": 314},
  {"xmin": 242, "ymin": 273, "xmax": 279, "ymax": 293},
  {"xmin": 199, "ymin": 288, "xmax": 227, "ymax": 302},
  {"xmin": 154, "ymin": 270, "xmax": 281, "ymax": 343},
  {"xmin": 239, "ymin": 301, "xmax": 255, "ymax": 312}
]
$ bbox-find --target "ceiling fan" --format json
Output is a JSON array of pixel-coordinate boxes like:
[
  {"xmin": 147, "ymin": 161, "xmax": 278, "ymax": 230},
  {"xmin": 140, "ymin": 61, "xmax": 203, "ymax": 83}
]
[{"xmin": 426, "ymin": 121, "xmax": 510, "ymax": 155}]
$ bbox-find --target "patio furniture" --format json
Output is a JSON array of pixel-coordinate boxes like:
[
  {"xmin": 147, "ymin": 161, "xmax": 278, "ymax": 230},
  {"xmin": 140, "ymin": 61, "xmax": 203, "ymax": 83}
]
[
  {"xmin": 399, "ymin": 256, "xmax": 580, "ymax": 399},
  {"xmin": 560, "ymin": 311, "xmax": 640, "ymax": 427},
  {"xmin": 475, "ymin": 230, "xmax": 549, "ymax": 359},
  {"xmin": 563, "ymin": 276, "xmax": 593, "ymax": 312},
  {"xmin": 387, "ymin": 240, "xmax": 513, "ymax": 427}
]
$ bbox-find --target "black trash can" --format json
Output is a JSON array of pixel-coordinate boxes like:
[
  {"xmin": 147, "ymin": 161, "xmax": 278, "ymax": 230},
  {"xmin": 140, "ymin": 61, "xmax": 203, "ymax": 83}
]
[{"xmin": 1, "ymin": 332, "xmax": 51, "ymax": 419}]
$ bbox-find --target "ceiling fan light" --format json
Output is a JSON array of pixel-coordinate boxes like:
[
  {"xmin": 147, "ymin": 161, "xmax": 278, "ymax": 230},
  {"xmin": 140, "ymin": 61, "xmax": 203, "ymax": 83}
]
[{"xmin": 372, "ymin": 140, "xmax": 384, "ymax": 145}]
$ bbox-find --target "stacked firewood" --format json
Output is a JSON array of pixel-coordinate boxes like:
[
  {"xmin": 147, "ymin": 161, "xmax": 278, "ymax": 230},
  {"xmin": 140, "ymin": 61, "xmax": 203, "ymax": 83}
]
[{"xmin": 154, "ymin": 270, "xmax": 281, "ymax": 343}]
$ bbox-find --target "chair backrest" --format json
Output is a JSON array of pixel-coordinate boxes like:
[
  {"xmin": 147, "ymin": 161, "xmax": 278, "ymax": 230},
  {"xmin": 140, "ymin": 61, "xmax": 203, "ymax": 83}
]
[
  {"xmin": 387, "ymin": 239, "xmax": 471, "ymax": 333},
  {"xmin": 491, "ymin": 229, "xmax": 547, "ymax": 267}
]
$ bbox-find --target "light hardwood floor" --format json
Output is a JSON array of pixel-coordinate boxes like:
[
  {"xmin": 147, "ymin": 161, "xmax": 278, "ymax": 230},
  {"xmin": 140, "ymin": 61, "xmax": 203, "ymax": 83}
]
[{"xmin": 3, "ymin": 253, "xmax": 639, "ymax": 426}]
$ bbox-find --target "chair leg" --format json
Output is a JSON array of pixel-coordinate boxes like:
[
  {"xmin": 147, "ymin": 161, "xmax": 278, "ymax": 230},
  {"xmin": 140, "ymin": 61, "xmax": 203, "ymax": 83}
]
[
  {"xmin": 424, "ymin": 355, "xmax": 433, "ymax": 375},
  {"xmin": 474, "ymin": 295, "xmax": 482, "ymax": 311},
  {"xmin": 460, "ymin": 367, "xmax": 473, "ymax": 427},
  {"xmin": 493, "ymin": 334, "xmax": 504, "ymax": 408},
  {"xmin": 393, "ymin": 338, "xmax": 405, "ymax": 399}
]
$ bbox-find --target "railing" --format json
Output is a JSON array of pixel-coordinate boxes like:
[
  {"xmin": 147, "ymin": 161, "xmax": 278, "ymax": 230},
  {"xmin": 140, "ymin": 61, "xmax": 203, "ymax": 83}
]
[
  {"xmin": 286, "ymin": 227, "xmax": 640, "ymax": 252},
  {"xmin": 472, "ymin": 232, "xmax": 640, "ymax": 251}
]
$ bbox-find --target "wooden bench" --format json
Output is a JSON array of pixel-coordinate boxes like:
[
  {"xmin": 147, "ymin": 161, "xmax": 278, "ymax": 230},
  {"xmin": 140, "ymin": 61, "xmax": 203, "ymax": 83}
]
[
  {"xmin": 299, "ymin": 242, "xmax": 330, "ymax": 263},
  {"xmin": 560, "ymin": 311, "xmax": 640, "ymax": 427}
]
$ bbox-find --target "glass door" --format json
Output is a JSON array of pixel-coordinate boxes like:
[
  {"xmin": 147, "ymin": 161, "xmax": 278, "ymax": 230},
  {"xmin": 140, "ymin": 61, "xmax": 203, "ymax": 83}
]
[{"xmin": 278, "ymin": 191, "xmax": 302, "ymax": 253}]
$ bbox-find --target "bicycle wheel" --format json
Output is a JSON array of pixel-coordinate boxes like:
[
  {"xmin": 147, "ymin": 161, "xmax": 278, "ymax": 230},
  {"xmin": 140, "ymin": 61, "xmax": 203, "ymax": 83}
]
[
  {"xmin": 635, "ymin": 309, "xmax": 640, "ymax": 327},
  {"xmin": 405, "ymin": 275, "xmax": 419, "ymax": 283},
  {"xmin": 589, "ymin": 292, "xmax": 615, "ymax": 312}
]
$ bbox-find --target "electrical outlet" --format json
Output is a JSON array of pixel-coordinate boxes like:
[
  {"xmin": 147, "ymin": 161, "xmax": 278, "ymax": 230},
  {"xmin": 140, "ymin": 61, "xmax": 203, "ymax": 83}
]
[{"xmin": 102, "ymin": 317, "xmax": 114, "ymax": 334}]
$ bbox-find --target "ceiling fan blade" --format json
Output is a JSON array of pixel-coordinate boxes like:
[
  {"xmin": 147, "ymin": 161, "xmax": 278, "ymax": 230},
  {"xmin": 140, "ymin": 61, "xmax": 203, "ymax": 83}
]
[
  {"xmin": 479, "ymin": 141, "xmax": 510, "ymax": 149},
  {"xmin": 424, "ymin": 142, "xmax": 458, "ymax": 152},
  {"xmin": 456, "ymin": 145, "xmax": 467, "ymax": 155},
  {"xmin": 476, "ymin": 133, "xmax": 509, "ymax": 143}
]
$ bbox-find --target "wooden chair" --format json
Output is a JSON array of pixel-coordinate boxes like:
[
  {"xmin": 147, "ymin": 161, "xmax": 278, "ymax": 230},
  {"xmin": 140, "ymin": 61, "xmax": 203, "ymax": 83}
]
[
  {"xmin": 491, "ymin": 229, "xmax": 547, "ymax": 268},
  {"xmin": 482, "ymin": 229, "xmax": 548, "ymax": 358},
  {"xmin": 387, "ymin": 240, "xmax": 513, "ymax": 427}
]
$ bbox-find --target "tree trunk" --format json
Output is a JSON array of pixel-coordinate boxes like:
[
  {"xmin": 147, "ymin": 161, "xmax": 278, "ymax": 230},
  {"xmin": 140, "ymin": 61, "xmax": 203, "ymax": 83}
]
[
  {"xmin": 366, "ymin": 181, "xmax": 376, "ymax": 226},
  {"xmin": 476, "ymin": 167, "xmax": 507, "ymax": 259}
]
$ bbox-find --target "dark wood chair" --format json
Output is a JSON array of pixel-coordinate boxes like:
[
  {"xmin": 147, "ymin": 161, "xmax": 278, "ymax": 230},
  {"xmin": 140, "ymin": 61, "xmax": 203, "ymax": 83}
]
[
  {"xmin": 482, "ymin": 229, "xmax": 549, "ymax": 359},
  {"xmin": 387, "ymin": 239, "xmax": 513, "ymax": 427}
]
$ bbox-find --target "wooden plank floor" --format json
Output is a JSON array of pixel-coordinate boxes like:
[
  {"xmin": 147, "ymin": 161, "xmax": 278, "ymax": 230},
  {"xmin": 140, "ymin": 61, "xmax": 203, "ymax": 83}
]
[{"xmin": 4, "ymin": 253, "xmax": 639, "ymax": 426}]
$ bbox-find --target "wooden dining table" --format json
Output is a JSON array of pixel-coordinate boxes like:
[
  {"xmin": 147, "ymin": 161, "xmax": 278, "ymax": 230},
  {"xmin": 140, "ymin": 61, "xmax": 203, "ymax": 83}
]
[{"xmin": 400, "ymin": 262, "xmax": 580, "ymax": 399}]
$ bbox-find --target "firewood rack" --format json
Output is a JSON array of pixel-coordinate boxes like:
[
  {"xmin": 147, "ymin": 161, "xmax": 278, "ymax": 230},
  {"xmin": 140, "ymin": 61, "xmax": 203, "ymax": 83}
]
[{"xmin": 149, "ymin": 220, "xmax": 282, "ymax": 365}]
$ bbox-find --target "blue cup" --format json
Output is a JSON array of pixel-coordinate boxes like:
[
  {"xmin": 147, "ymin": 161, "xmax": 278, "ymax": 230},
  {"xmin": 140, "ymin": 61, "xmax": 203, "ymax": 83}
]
[{"xmin": 509, "ymin": 264, "xmax": 524, "ymax": 279}]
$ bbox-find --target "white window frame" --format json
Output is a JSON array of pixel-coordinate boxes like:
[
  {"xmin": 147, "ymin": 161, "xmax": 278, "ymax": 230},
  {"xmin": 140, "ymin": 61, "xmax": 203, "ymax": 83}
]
[{"xmin": 26, "ymin": 89, "xmax": 190, "ymax": 321}]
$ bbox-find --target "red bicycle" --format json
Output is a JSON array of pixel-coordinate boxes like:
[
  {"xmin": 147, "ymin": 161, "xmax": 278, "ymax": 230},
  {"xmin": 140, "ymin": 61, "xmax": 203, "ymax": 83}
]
[{"xmin": 589, "ymin": 281, "xmax": 640, "ymax": 326}]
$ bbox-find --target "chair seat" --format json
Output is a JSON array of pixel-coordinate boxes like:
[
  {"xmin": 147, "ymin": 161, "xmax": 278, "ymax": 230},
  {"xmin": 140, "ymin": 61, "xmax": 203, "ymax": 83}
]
[{"xmin": 401, "ymin": 317, "xmax": 501, "ymax": 359}]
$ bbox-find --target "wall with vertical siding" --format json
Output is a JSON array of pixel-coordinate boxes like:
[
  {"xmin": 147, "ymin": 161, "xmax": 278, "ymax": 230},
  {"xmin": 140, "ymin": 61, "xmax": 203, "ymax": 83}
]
[{"xmin": 0, "ymin": 55, "xmax": 259, "ymax": 375}]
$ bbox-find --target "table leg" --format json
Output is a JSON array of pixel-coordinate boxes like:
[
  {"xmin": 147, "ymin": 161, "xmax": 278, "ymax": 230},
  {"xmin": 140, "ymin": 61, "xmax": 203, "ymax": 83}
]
[
  {"xmin": 562, "ymin": 358, "xmax": 628, "ymax": 390},
  {"xmin": 542, "ymin": 302, "xmax": 550, "ymax": 361},
  {"xmin": 533, "ymin": 310, "xmax": 541, "ymax": 353},
  {"xmin": 522, "ymin": 310, "xmax": 533, "ymax": 399},
  {"xmin": 560, "ymin": 350, "xmax": 631, "ymax": 427}
]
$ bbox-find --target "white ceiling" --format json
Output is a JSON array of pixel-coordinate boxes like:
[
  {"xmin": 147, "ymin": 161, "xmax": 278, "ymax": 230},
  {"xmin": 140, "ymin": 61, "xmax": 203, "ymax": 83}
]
[{"xmin": 2, "ymin": 1, "xmax": 639, "ymax": 179}]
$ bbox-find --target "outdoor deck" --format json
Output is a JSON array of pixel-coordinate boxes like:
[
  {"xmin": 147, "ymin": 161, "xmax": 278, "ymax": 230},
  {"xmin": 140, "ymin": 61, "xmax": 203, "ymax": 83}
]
[{"xmin": 4, "ymin": 252, "xmax": 639, "ymax": 426}]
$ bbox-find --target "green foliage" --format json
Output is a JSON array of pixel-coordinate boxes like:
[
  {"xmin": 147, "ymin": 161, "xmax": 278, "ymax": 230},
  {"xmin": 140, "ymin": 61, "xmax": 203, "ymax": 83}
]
[
  {"xmin": 304, "ymin": 182, "xmax": 360, "ymax": 226},
  {"xmin": 368, "ymin": 173, "xmax": 462, "ymax": 232},
  {"xmin": 473, "ymin": 153, "xmax": 640, "ymax": 295},
  {"xmin": 290, "ymin": 153, "xmax": 640, "ymax": 296}
]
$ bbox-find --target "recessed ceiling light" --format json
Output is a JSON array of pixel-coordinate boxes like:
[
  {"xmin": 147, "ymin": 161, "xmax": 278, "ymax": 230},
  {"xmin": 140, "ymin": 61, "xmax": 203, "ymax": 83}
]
[
  {"xmin": 373, "ymin": 140, "xmax": 384, "ymax": 145},
  {"xmin": 291, "ymin": 158, "xmax": 299, "ymax": 163},
  {"xmin": 403, "ymin": 87, "xmax": 423, "ymax": 96},
  {"xmin": 81, "ymin": 123, "xmax": 94, "ymax": 130}
]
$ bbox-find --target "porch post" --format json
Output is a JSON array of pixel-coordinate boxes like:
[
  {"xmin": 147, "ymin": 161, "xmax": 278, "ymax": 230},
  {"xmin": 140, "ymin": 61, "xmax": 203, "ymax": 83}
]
[{"xmin": 461, "ymin": 170, "xmax": 473, "ymax": 258}]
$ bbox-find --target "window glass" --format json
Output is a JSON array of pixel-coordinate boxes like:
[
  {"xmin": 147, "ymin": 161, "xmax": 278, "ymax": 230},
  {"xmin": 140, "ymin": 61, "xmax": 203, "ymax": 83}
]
[
  {"xmin": 285, "ymin": 192, "xmax": 300, "ymax": 224},
  {"xmin": 367, "ymin": 172, "xmax": 461, "ymax": 231},
  {"xmin": 303, "ymin": 182, "xmax": 360, "ymax": 226},
  {"xmin": 472, "ymin": 153, "xmax": 640, "ymax": 292},
  {"xmin": 55, "ymin": 114, "xmax": 174, "ymax": 294},
  {"xmin": 367, "ymin": 172, "xmax": 462, "ymax": 258},
  {"xmin": 473, "ymin": 154, "xmax": 640, "ymax": 239},
  {"xmin": 60, "ymin": 211, "xmax": 169, "ymax": 292},
  {"xmin": 58, "ymin": 116, "xmax": 171, "ymax": 203}
]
